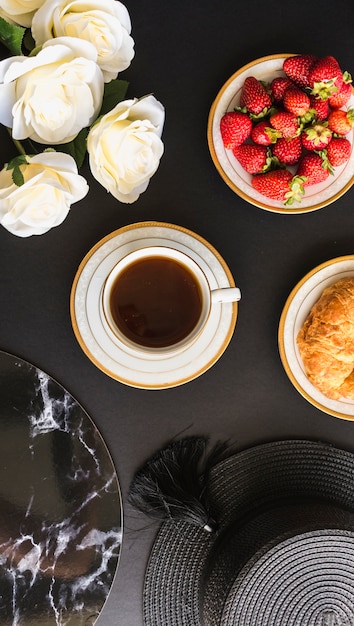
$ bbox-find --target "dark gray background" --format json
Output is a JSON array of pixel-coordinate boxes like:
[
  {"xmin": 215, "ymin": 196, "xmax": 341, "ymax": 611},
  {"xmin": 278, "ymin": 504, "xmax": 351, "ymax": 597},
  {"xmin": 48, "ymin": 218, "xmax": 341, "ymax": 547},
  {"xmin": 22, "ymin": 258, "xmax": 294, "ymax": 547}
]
[{"xmin": 1, "ymin": 0, "xmax": 354, "ymax": 624}]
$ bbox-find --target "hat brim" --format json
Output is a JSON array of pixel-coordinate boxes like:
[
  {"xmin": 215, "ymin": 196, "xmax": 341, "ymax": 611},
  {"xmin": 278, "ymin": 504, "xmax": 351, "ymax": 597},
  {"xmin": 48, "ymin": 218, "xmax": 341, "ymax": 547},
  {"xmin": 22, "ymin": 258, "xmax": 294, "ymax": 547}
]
[{"xmin": 143, "ymin": 439, "xmax": 354, "ymax": 625}]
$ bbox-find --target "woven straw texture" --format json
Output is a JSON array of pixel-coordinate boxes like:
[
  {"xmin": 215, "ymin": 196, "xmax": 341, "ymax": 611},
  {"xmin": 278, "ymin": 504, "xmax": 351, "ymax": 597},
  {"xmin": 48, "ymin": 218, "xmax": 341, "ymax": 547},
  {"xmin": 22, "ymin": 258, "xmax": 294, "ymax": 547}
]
[
  {"xmin": 221, "ymin": 529, "xmax": 354, "ymax": 625},
  {"xmin": 143, "ymin": 439, "xmax": 354, "ymax": 626}
]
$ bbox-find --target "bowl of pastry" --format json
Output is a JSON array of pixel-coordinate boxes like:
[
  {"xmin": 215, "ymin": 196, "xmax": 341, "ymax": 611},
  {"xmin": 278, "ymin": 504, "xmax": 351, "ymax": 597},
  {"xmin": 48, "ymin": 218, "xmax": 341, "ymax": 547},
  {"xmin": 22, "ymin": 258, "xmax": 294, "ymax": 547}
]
[
  {"xmin": 278, "ymin": 255, "xmax": 354, "ymax": 419},
  {"xmin": 207, "ymin": 53, "xmax": 354, "ymax": 214}
]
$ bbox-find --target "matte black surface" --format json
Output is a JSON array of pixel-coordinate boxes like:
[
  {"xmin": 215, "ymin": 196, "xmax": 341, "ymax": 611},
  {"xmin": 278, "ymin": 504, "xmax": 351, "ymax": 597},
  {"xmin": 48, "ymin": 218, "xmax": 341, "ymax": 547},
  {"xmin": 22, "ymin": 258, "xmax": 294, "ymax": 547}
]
[{"xmin": 0, "ymin": 1, "xmax": 354, "ymax": 624}]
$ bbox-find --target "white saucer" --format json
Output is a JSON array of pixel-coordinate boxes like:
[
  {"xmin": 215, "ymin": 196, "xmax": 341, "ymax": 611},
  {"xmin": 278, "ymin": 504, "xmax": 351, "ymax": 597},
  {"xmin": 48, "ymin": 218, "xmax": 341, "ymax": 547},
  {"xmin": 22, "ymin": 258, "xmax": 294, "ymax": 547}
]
[
  {"xmin": 70, "ymin": 222, "xmax": 239, "ymax": 389},
  {"xmin": 278, "ymin": 256, "xmax": 354, "ymax": 419}
]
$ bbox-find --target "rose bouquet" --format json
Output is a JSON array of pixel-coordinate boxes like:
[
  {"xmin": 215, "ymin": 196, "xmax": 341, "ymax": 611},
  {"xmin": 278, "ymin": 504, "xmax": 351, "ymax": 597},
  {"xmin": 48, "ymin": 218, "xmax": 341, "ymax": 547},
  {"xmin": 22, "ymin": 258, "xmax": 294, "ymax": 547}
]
[{"xmin": 0, "ymin": 0, "xmax": 165, "ymax": 236}]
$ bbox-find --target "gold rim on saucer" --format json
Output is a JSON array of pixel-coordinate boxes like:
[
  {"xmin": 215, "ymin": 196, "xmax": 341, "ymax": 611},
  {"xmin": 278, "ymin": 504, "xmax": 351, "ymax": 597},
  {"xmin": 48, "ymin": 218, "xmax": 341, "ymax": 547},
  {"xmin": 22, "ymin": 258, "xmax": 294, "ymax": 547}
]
[{"xmin": 70, "ymin": 222, "xmax": 239, "ymax": 389}]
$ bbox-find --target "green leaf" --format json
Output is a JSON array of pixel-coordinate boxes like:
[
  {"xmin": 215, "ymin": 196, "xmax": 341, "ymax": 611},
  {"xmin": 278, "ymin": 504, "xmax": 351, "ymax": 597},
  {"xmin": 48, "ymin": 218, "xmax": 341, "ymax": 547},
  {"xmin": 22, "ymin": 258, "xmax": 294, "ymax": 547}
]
[
  {"xmin": 12, "ymin": 164, "xmax": 24, "ymax": 186},
  {"xmin": 26, "ymin": 128, "xmax": 89, "ymax": 169},
  {"xmin": 99, "ymin": 79, "xmax": 129, "ymax": 116},
  {"xmin": 6, "ymin": 155, "xmax": 29, "ymax": 187},
  {"xmin": 6, "ymin": 154, "xmax": 29, "ymax": 169},
  {"xmin": 22, "ymin": 28, "xmax": 35, "ymax": 55},
  {"xmin": 0, "ymin": 16, "xmax": 25, "ymax": 56},
  {"xmin": 51, "ymin": 128, "xmax": 89, "ymax": 169}
]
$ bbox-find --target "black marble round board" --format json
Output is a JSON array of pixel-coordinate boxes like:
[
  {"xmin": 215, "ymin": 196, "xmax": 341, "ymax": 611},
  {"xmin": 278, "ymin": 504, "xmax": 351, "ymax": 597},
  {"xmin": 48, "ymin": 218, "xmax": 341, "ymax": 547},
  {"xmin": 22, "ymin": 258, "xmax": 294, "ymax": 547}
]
[{"xmin": 0, "ymin": 350, "xmax": 122, "ymax": 625}]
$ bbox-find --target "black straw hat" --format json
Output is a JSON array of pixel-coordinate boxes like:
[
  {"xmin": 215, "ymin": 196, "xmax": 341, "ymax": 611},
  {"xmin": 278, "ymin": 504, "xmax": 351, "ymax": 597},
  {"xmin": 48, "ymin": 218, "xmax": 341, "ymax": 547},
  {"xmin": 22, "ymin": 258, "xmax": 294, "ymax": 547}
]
[{"xmin": 129, "ymin": 438, "xmax": 354, "ymax": 626}]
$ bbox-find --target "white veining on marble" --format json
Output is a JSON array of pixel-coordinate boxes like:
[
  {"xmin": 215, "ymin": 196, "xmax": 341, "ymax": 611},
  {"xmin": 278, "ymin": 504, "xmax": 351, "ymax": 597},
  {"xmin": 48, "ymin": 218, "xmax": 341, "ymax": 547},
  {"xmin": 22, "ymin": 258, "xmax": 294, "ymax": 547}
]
[
  {"xmin": 0, "ymin": 354, "xmax": 122, "ymax": 625},
  {"xmin": 29, "ymin": 370, "xmax": 74, "ymax": 437}
]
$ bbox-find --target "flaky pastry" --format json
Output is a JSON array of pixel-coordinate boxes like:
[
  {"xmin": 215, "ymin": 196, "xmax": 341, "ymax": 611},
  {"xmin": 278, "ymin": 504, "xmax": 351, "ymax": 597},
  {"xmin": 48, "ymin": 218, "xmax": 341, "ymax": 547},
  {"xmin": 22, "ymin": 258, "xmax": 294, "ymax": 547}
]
[{"xmin": 297, "ymin": 276, "xmax": 354, "ymax": 400}]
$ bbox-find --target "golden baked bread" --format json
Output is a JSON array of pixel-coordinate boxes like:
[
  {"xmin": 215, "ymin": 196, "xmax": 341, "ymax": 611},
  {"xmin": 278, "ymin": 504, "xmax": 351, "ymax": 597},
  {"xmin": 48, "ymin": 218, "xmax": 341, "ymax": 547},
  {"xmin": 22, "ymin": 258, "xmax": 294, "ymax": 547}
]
[{"xmin": 297, "ymin": 276, "xmax": 354, "ymax": 400}]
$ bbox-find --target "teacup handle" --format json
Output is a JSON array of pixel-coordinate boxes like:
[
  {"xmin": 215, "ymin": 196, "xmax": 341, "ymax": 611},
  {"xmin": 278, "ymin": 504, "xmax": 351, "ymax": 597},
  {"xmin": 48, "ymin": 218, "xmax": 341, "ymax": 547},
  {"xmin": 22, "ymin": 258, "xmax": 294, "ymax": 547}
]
[{"xmin": 211, "ymin": 287, "xmax": 241, "ymax": 303}]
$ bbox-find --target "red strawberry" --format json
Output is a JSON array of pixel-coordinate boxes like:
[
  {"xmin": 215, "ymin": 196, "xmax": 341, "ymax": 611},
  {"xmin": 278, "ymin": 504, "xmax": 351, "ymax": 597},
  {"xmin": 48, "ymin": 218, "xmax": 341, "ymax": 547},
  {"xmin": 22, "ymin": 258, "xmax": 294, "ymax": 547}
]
[
  {"xmin": 309, "ymin": 55, "xmax": 343, "ymax": 84},
  {"xmin": 283, "ymin": 54, "xmax": 318, "ymax": 88},
  {"xmin": 301, "ymin": 123, "xmax": 332, "ymax": 151},
  {"xmin": 240, "ymin": 76, "xmax": 272, "ymax": 116},
  {"xmin": 297, "ymin": 153, "xmax": 330, "ymax": 185},
  {"xmin": 232, "ymin": 144, "xmax": 273, "ymax": 174},
  {"xmin": 327, "ymin": 108, "xmax": 354, "ymax": 135},
  {"xmin": 251, "ymin": 168, "xmax": 306, "ymax": 204},
  {"xmin": 328, "ymin": 74, "xmax": 353, "ymax": 109},
  {"xmin": 251, "ymin": 120, "xmax": 281, "ymax": 145},
  {"xmin": 309, "ymin": 55, "xmax": 344, "ymax": 99},
  {"xmin": 272, "ymin": 135, "xmax": 302, "ymax": 165},
  {"xmin": 309, "ymin": 95, "xmax": 329, "ymax": 121},
  {"xmin": 326, "ymin": 137, "xmax": 351, "ymax": 167},
  {"xmin": 270, "ymin": 77, "xmax": 294, "ymax": 101},
  {"xmin": 283, "ymin": 85, "xmax": 311, "ymax": 116},
  {"xmin": 220, "ymin": 111, "xmax": 252, "ymax": 149},
  {"xmin": 269, "ymin": 110, "xmax": 300, "ymax": 138}
]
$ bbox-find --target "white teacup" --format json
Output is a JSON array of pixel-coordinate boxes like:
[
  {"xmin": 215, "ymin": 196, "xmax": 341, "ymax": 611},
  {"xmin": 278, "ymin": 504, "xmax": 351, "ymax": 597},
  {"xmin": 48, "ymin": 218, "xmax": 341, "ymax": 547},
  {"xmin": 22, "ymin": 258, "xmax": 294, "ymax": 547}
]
[{"xmin": 101, "ymin": 246, "xmax": 240, "ymax": 356}]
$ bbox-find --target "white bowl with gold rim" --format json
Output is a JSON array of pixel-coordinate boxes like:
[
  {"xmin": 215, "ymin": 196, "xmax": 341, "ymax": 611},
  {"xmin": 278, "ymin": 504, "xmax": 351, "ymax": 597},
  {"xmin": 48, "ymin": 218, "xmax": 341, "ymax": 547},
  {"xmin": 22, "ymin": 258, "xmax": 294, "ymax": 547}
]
[
  {"xmin": 207, "ymin": 54, "xmax": 354, "ymax": 214},
  {"xmin": 278, "ymin": 255, "xmax": 354, "ymax": 419}
]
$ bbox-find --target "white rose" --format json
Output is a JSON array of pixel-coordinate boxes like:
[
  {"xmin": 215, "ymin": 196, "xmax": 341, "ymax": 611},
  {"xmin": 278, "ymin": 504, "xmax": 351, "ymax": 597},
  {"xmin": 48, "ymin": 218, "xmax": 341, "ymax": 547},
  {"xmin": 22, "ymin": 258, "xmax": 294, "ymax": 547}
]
[
  {"xmin": 0, "ymin": 0, "xmax": 44, "ymax": 27},
  {"xmin": 0, "ymin": 152, "xmax": 89, "ymax": 237},
  {"xmin": 87, "ymin": 95, "xmax": 165, "ymax": 204},
  {"xmin": 32, "ymin": 0, "xmax": 134, "ymax": 82},
  {"xmin": 0, "ymin": 37, "xmax": 104, "ymax": 145}
]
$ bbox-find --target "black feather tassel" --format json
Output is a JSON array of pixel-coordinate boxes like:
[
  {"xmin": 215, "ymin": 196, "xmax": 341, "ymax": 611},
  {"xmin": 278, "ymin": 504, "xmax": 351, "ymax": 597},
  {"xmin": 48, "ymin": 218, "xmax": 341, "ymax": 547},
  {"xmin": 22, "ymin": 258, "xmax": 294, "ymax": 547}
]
[{"xmin": 128, "ymin": 437, "xmax": 231, "ymax": 532}]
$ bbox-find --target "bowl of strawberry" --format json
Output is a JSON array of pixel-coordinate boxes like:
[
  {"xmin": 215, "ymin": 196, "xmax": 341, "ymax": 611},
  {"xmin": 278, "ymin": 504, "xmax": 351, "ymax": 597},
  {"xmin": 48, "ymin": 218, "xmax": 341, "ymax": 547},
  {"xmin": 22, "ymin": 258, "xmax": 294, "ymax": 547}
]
[{"xmin": 207, "ymin": 53, "xmax": 354, "ymax": 213}]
